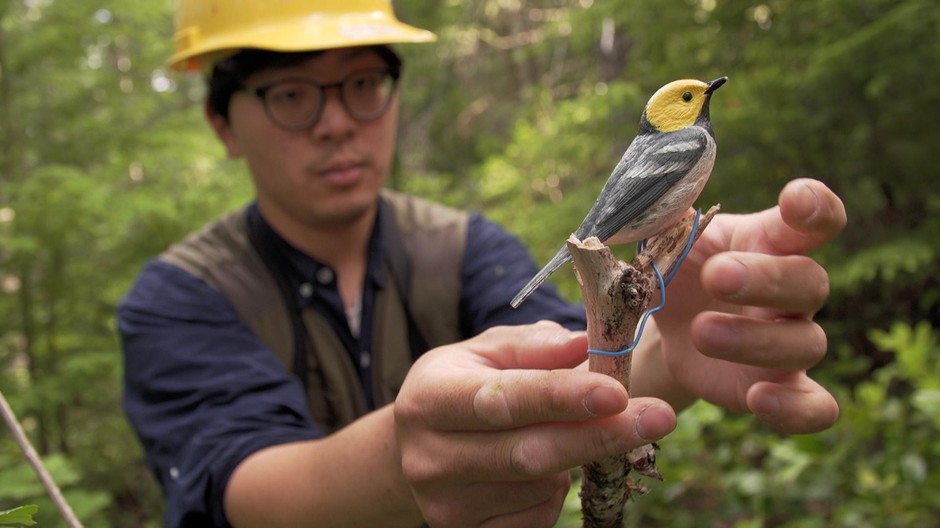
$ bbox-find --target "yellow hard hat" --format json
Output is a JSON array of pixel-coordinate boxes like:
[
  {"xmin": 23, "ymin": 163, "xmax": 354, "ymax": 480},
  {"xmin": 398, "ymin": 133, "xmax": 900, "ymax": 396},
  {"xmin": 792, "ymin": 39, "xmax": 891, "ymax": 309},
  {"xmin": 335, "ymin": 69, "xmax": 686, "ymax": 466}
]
[{"xmin": 169, "ymin": 0, "xmax": 437, "ymax": 72}]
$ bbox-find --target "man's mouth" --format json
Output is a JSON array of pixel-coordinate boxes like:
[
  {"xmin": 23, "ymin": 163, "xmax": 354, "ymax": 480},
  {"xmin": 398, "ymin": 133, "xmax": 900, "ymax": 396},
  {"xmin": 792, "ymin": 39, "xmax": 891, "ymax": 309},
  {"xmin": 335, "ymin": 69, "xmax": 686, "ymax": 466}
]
[{"xmin": 317, "ymin": 160, "xmax": 365, "ymax": 187}]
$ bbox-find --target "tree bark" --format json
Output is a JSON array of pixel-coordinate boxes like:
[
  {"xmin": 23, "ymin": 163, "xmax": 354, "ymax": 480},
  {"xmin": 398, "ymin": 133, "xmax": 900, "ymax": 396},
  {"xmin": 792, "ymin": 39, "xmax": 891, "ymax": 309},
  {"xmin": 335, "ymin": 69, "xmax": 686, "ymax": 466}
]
[{"xmin": 571, "ymin": 206, "xmax": 719, "ymax": 528}]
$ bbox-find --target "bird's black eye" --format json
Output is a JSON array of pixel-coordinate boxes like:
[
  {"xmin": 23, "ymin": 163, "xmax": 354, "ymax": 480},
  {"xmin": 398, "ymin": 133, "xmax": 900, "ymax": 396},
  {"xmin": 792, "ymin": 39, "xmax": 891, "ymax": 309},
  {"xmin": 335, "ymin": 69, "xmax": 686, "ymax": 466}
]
[{"xmin": 682, "ymin": 91, "xmax": 693, "ymax": 102}]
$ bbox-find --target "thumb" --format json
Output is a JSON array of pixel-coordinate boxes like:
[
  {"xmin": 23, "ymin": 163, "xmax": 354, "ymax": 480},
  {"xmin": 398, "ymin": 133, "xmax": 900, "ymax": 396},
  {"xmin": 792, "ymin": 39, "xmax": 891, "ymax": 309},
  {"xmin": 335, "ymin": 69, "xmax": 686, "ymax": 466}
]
[{"xmin": 470, "ymin": 321, "xmax": 589, "ymax": 370}]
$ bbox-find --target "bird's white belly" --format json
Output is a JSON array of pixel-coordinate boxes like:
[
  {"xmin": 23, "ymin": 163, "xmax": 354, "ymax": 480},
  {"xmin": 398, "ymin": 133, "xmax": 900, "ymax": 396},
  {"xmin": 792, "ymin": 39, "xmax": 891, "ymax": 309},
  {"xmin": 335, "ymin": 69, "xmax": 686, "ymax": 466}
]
[{"xmin": 606, "ymin": 138, "xmax": 716, "ymax": 245}]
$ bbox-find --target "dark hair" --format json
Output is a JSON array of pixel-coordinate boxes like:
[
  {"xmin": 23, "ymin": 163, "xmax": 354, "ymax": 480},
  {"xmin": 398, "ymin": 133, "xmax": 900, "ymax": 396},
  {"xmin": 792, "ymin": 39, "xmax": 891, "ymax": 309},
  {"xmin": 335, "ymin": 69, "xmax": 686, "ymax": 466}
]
[{"xmin": 206, "ymin": 45, "xmax": 403, "ymax": 121}]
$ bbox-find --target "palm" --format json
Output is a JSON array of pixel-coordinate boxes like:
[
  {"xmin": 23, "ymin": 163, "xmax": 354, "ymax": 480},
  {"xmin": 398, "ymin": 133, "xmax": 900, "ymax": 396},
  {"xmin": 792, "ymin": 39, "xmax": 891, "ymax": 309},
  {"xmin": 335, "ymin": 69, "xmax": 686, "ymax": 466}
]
[{"xmin": 653, "ymin": 215, "xmax": 752, "ymax": 410}]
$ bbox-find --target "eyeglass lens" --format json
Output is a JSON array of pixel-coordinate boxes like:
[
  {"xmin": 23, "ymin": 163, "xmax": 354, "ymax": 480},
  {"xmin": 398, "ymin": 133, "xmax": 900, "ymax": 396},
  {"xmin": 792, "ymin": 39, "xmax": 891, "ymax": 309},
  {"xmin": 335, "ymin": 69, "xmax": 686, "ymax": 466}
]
[{"xmin": 260, "ymin": 70, "xmax": 396, "ymax": 129}]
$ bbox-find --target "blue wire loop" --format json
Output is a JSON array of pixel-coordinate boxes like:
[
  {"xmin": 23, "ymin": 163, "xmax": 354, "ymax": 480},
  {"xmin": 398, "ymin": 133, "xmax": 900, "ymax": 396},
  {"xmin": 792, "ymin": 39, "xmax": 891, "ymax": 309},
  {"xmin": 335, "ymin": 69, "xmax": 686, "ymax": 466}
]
[{"xmin": 587, "ymin": 209, "xmax": 702, "ymax": 357}]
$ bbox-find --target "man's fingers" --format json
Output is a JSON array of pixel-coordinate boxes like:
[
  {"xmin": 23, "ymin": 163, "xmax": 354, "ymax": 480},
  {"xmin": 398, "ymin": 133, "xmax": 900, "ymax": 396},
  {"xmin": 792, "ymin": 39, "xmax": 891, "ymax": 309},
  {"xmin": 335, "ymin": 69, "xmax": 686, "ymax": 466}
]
[
  {"xmin": 399, "ymin": 367, "xmax": 629, "ymax": 431},
  {"xmin": 470, "ymin": 370, "xmax": 629, "ymax": 429},
  {"xmin": 476, "ymin": 483, "xmax": 569, "ymax": 528},
  {"xmin": 691, "ymin": 312, "xmax": 827, "ymax": 370},
  {"xmin": 746, "ymin": 376, "xmax": 840, "ymax": 434},
  {"xmin": 722, "ymin": 179, "xmax": 847, "ymax": 256},
  {"xmin": 779, "ymin": 178, "xmax": 848, "ymax": 242},
  {"xmin": 764, "ymin": 179, "xmax": 847, "ymax": 255},
  {"xmin": 495, "ymin": 401, "xmax": 674, "ymax": 478},
  {"xmin": 469, "ymin": 321, "xmax": 589, "ymax": 370},
  {"xmin": 397, "ymin": 322, "xmax": 630, "ymax": 431},
  {"xmin": 417, "ymin": 473, "xmax": 570, "ymax": 528},
  {"xmin": 701, "ymin": 253, "xmax": 830, "ymax": 316},
  {"xmin": 402, "ymin": 399, "xmax": 676, "ymax": 483}
]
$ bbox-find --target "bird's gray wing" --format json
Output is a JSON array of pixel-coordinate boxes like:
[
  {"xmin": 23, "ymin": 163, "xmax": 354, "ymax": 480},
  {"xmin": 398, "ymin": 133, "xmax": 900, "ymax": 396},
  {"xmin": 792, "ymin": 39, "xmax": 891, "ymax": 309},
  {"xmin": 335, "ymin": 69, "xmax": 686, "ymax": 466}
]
[
  {"xmin": 511, "ymin": 127, "xmax": 709, "ymax": 309},
  {"xmin": 576, "ymin": 127, "xmax": 709, "ymax": 242}
]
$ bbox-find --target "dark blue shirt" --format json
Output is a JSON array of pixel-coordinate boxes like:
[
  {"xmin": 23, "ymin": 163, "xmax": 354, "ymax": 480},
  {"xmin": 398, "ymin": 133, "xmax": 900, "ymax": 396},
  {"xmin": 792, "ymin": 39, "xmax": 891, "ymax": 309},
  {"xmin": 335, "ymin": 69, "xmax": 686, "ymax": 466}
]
[{"xmin": 118, "ymin": 201, "xmax": 586, "ymax": 528}]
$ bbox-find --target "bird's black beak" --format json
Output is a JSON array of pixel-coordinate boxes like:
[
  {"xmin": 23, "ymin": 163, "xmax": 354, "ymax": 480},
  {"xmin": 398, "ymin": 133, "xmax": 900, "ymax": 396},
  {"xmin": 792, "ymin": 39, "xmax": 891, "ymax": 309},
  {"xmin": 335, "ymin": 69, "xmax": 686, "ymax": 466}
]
[{"xmin": 704, "ymin": 76, "xmax": 728, "ymax": 95}]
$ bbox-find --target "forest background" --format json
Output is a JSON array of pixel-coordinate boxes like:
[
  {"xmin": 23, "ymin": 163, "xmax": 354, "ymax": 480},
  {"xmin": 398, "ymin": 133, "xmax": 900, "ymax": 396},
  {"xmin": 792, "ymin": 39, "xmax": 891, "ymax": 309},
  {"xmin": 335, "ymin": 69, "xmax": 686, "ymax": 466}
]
[{"xmin": 1, "ymin": 0, "xmax": 938, "ymax": 526}]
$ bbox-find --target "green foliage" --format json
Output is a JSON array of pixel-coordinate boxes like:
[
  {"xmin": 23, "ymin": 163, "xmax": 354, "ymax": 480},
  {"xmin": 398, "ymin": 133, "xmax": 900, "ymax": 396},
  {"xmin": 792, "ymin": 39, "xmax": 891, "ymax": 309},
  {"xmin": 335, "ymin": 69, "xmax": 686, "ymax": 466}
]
[
  {"xmin": 0, "ymin": 505, "xmax": 38, "ymax": 527},
  {"xmin": 1, "ymin": 1, "xmax": 244, "ymax": 525},
  {"xmin": 1, "ymin": 0, "xmax": 938, "ymax": 526}
]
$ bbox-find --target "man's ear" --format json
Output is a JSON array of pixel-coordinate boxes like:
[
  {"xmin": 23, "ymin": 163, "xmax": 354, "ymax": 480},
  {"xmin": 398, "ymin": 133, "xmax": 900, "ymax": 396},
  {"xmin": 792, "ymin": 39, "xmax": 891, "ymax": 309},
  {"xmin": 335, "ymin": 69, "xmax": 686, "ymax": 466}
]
[{"xmin": 205, "ymin": 101, "xmax": 242, "ymax": 158}]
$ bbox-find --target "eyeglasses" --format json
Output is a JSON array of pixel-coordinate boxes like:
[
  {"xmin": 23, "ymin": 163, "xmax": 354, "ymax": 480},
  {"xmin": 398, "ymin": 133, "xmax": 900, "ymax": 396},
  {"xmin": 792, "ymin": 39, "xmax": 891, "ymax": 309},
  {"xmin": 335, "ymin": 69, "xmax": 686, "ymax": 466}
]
[{"xmin": 244, "ymin": 68, "xmax": 400, "ymax": 130}]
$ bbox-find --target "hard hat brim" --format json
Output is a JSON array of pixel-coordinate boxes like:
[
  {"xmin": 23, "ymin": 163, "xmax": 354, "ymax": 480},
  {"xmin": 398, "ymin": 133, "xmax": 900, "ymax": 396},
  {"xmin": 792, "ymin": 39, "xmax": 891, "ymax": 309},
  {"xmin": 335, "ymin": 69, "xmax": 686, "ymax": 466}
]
[{"xmin": 169, "ymin": 12, "xmax": 436, "ymax": 72}]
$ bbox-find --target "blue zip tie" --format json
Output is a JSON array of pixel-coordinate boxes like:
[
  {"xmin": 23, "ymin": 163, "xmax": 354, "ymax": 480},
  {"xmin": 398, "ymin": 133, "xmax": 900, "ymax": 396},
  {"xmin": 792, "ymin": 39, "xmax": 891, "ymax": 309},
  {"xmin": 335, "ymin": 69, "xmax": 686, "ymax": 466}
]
[
  {"xmin": 587, "ymin": 209, "xmax": 701, "ymax": 357},
  {"xmin": 664, "ymin": 208, "xmax": 701, "ymax": 286},
  {"xmin": 587, "ymin": 259, "xmax": 665, "ymax": 357}
]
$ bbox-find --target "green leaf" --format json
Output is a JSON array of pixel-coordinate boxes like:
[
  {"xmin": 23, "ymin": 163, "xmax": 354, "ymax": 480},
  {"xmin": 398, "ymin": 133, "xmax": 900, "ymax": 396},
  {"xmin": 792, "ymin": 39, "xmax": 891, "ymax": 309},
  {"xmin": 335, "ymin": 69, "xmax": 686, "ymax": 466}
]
[
  {"xmin": 869, "ymin": 321, "xmax": 940, "ymax": 388},
  {"xmin": 0, "ymin": 505, "xmax": 38, "ymax": 526},
  {"xmin": 0, "ymin": 454, "xmax": 80, "ymax": 500},
  {"xmin": 912, "ymin": 389, "xmax": 940, "ymax": 423}
]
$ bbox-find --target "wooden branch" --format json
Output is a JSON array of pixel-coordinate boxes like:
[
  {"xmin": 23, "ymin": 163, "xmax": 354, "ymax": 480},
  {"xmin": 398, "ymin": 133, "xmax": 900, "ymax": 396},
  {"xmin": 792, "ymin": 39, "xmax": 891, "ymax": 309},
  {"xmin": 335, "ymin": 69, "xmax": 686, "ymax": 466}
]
[
  {"xmin": 0, "ymin": 390, "xmax": 84, "ymax": 528},
  {"xmin": 570, "ymin": 206, "xmax": 719, "ymax": 528}
]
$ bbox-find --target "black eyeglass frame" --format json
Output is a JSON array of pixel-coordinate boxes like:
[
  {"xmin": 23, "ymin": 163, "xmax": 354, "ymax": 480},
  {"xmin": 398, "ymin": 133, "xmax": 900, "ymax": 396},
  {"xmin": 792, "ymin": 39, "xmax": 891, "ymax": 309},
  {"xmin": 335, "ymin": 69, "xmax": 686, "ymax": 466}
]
[{"xmin": 243, "ymin": 67, "xmax": 401, "ymax": 131}]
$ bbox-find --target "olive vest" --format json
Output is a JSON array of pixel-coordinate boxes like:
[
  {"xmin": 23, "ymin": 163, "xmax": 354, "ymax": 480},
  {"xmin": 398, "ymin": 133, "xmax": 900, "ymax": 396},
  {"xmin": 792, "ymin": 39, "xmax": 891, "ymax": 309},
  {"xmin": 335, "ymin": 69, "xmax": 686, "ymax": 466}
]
[{"xmin": 159, "ymin": 190, "xmax": 468, "ymax": 432}]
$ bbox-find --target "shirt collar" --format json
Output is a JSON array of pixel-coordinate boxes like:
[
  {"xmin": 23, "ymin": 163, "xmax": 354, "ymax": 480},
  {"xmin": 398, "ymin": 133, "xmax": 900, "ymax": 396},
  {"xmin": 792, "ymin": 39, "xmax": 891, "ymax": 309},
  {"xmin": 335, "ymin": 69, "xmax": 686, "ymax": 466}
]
[{"xmin": 245, "ymin": 201, "xmax": 387, "ymax": 291}]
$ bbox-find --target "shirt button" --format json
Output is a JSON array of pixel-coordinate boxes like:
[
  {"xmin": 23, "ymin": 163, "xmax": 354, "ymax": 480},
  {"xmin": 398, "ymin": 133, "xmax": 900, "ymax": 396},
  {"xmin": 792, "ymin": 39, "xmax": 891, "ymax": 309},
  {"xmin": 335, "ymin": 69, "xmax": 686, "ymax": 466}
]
[
  {"xmin": 360, "ymin": 351, "xmax": 372, "ymax": 369},
  {"xmin": 316, "ymin": 267, "xmax": 334, "ymax": 285},
  {"xmin": 169, "ymin": 467, "xmax": 180, "ymax": 480},
  {"xmin": 299, "ymin": 282, "xmax": 314, "ymax": 298}
]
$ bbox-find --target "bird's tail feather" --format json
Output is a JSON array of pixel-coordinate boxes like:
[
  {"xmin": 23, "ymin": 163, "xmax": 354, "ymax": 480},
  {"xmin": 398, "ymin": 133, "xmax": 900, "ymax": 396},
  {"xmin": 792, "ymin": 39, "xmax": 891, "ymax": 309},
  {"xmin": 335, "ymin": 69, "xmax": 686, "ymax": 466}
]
[{"xmin": 510, "ymin": 246, "xmax": 572, "ymax": 309}]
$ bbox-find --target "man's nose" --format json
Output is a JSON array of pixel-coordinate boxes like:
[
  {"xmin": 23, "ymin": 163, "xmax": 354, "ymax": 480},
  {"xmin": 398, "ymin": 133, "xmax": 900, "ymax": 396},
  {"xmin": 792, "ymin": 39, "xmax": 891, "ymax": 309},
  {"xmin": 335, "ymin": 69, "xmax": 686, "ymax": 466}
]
[{"xmin": 311, "ymin": 86, "xmax": 355, "ymax": 139}]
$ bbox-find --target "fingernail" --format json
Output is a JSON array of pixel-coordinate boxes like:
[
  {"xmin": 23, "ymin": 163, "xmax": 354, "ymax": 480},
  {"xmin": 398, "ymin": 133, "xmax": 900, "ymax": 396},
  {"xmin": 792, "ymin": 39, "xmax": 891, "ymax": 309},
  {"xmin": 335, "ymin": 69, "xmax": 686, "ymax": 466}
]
[
  {"xmin": 635, "ymin": 404, "xmax": 676, "ymax": 441},
  {"xmin": 709, "ymin": 256, "xmax": 748, "ymax": 299},
  {"xmin": 795, "ymin": 182, "xmax": 821, "ymax": 224},
  {"xmin": 752, "ymin": 393, "xmax": 781, "ymax": 421},
  {"xmin": 582, "ymin": 385, "xmax": 627, "ymax": 417},
  {"xmin": 699, "ymin": 317, "xmax": 736, "ymax": 351}
]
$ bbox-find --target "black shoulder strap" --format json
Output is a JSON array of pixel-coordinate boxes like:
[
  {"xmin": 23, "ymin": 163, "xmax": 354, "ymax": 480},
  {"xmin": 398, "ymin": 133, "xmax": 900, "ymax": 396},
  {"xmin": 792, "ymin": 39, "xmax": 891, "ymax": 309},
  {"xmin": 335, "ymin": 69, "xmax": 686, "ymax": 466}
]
[
  {"xmin": 379, "ymin": 200, "xmax": 431, "ymax": 359},
  {"xmin": 244, "ymin": 209, "xmax": 312, "ymax": 391}
]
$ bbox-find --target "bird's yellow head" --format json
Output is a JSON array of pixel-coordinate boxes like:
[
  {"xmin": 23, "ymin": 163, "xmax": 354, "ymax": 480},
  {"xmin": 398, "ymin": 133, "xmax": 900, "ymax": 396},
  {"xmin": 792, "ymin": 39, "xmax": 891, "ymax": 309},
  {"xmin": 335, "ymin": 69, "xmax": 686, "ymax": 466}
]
[{"xmin": 643, "ymin": 77, "xmax": 727, "ymax": 133}]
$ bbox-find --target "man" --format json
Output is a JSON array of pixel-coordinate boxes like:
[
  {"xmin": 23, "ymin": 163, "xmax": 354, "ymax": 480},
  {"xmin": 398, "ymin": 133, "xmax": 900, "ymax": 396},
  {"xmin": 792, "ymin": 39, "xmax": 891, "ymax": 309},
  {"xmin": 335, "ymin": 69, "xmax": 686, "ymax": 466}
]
[{"xmin": 119, "ymin": 1, "xmax": 846, "ymax": 527}]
